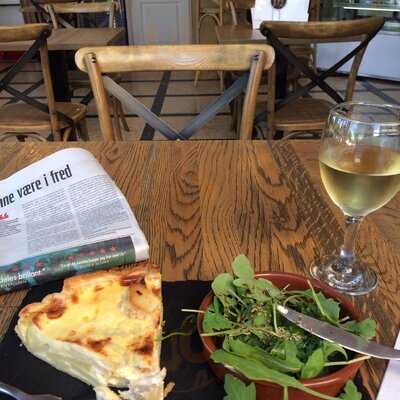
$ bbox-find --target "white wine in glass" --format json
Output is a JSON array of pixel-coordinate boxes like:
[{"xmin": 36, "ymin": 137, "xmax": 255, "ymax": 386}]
[{"xmin": 311, "ymin": 103, "xmax": 400, "ymax": 295}]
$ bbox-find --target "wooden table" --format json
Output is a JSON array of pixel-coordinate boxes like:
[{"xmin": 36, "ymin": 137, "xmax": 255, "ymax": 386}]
[
  {"xmin": 0, "ymin": 140, "xmax": 399, "ymax": 398},
  {"xmin": 0, "ymin": 28, "xmax": 125, "ymax": 102},
  {"xmin": 0, "ymin": 28, "xmax": 125, "ymax": 52},
  {"xmin": 216, "ymin": 25, "xmax": 265, "ymax": 44}
]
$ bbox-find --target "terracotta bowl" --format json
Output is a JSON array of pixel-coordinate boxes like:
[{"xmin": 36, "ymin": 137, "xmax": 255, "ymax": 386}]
[{"xmin": 197, "ymin": 272, "xmax": 364, "ymax": 400}]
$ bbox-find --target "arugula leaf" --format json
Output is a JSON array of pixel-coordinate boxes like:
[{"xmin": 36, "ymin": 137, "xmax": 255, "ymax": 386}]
[
  {"xmin": 248, "ymin": 288, "xmax": 269, "ymax": 303},
  {"xmin": 211, "ymin": 350, "xmax": 340, "ymax": 400},
  {"xmin": 322, "ymin": 342, "xmax": 348, "ymax": 361},
  {"xmin": 228, "ymin": 339, "xmax": 302, "ymax": 373},
  {"xmin": 316, "ymin": 292, "xmax": 341, "ymax": 322},
  {"xmin": 213, "ymin": 296, "xmax": 223, "ymax": 314},
  {"xmin": 232, "ymin": 255, "xmax": 254, "ymax": 281},
  {"xmin": 342, "ymin": 318, "xmax": 376, "ymax": 340},
  {"xmin": 256, "ymin": 278, "xmax": 281, "ymax": 298},
  {"xmin": 212, "ymin": 273, "xmax": 235, "ymax": 297},
  {"xmin": 301, "ymin": 348, "xmax": 325, "ymax": 379},
  {"xmin": 339, "ymin": 380, "xmax": 362, "ymax": 400},
  {"xmin": 252, "ymin": 310, "xmax": 268, "ymax": 327},
  {"xmin": 223, "ymin": 374, "xmax": 256, "ymax": 400},
  {"xmin": 212, "ymin": 349, "xmax": 302, "ymax": 387},
  {"xmin": 271, "ymin": 341, "xmax": 304, "ymax": 370},
  {"xmin": 202, "ymin": 309, "xmax": 233, "ymax": 333}
]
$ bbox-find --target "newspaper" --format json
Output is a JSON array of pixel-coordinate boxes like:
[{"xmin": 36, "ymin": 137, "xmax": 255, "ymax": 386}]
[{"xmin": 0, "ymin": 148, "xmax": 149, "ymax": 293}]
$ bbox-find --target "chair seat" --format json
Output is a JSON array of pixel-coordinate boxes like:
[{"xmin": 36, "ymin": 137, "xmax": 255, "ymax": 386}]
[
  {"xmin": 274, "ymin": 98, "xmax": 334, "ymax": 132},
  {"xmin": 0, "ymin": 102, "xmax": 86, "ymax": 132}
]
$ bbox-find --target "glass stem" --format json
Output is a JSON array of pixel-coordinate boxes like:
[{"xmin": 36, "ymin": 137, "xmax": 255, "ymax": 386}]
[{"xmin": 339, "ymin": 216, "xmax": 363, "ymax": 263}]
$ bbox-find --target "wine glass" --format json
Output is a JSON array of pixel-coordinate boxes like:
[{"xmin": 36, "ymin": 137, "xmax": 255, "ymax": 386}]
[{"xmin": 311, "ymin": 102, "xmax": 400, "ymax": 295}]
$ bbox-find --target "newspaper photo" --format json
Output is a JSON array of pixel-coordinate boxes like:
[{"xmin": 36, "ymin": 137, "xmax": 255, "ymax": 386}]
[{"xmin": 0, "ymin": 148, "xmax": 149, "ymax": 293}]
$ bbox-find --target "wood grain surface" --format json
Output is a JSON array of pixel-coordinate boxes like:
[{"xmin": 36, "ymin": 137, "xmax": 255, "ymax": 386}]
[
  {"xmin": 0, "ymin": 140, "xmax": 399, "ymax": 398},
  {"xmin": 0, "ymin": 28, "xmax": 125, "ymax": 51},
  {"xmin": 215, "ymin": 25, "xmax": 365, "ymax": 45}
]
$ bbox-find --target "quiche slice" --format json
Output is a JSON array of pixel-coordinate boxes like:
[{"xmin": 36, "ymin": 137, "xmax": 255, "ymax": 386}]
[{"xmin": 15, "ymin": 262, "xmax": 165, "ymax": 400}]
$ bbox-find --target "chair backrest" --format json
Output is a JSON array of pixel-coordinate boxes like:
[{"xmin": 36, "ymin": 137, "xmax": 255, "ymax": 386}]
[
  {"xmin": 261, "ymin": 16, "xmax": 384, "ymax": 40},
  {"xmin": 0, "ymin": 23, "xmax": 47, "ymax": 42},
  {"xmin": 260, "ymin": 16, "xmax": 384, "ymax": 140},
  {"xmin": 21, "ymin": 0, "xmax": 74, "ymax": 22},
  {"xmin": 75, "ymin": 44, "xmax": 275, "ymax": 140},
  {"xmin": 262, "ymin": 17, "xmax": 384, "ymax": 103},
  {"xmin": 46, "ymin": 1, "xmax": 117, "ymax": 29},
  {"xmin": 0, "ymin": 24, "xmax": 61, "ymax": 140}
]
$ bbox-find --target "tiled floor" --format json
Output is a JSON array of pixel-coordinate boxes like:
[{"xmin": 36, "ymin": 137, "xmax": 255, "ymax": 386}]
[{"xmin": 1, "ymin": 60, "xmax": 400, "ymax": 141}]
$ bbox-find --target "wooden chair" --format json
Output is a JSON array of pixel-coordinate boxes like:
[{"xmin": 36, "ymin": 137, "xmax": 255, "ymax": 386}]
[
  {"xmin": 0, "ymin": 24, "xmax": 87, "ymax": 142},
  {"xmin": 45, "ymin": 1, "xmax": 130, "ymax": 135},
  {"xmin": 216, "ymin": 0, "xmax": 320, "ymax": 93},
  {"xmin": 259, "ymin": 16, "xmax": 385, "ymax": 139},
  {"xmin": 46, "ymin": 1, "xmax": 117, "ymax": 29},
  {"xmin": 20, "ymin": 0, "xmax": 75, "ymax": 23},
  {"xmin": 75, "ymin": 44, "xmax": 275, "ymax": 140},
  {"xmin": 194, "ymin": 0, "xmax": 237, "ymax": 90}
]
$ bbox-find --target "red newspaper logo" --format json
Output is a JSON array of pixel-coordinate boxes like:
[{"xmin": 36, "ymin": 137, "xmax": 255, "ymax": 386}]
[{"xmin": 0, "ymin": 213, "xmax": 9, "ymax": 221}]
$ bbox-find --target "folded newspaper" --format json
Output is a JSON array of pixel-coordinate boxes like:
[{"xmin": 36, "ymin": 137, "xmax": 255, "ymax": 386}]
[{"xmin": 0, "ymin": 148, "xmax": 149, "ymax": 293}]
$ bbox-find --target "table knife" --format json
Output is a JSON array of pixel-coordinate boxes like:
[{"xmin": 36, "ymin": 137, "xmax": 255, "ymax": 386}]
[
  {"xmin": 0, "ymin": 381, "xmax": 62, "ymax": 400},
  {"xmin": 277, "ymin": 305, "xmax": 400, "ymax": 360}
]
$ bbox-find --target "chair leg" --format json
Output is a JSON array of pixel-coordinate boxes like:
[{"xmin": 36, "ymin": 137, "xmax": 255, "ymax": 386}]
[
  {"xmin": 62, "ymin": 127, "xmax": 73, "ymax": 142},
  {"xmin": 194, "ymin": 71, "xmax": 200, "ymax": 87},
  {"xmin": 234, "ymin": 95, "xmax": 243, "ymax": 137},
  {"xmin": 77, "ymin": 118, "xmax": 89, "ymax": 141},
  {"xmin": 254, "ymin": 124, "xmax": 265, "ymax": 139},
  {"xmin": 218, "ymin": 71, "xmax": 224, "ymax": 92},
  {"xmin": 112, "ymin": 97, "xmax": 124, "ymax": 141},
  {"xmin": 266, "ymin": 125, "xmax": 276, "ymax": 141},
  {"xmin": 231, "ymin": 98, "xmax": 238, "ymax": 131},
  {"xmin": 117, "ymin": 100, "xmax": 130, "ymax": 131}
]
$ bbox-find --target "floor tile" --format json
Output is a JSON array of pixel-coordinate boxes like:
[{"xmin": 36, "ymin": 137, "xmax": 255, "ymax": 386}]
[
  {"xmin": 162, "ymin": 95, "xmax": 229, "ymax": 115},
  {"xmin": 119, "ymin": 71, "xmax": 164, "ymax": 81},
  {"xmin": 167, "ymin": 80, "xmax": 222, "ymax": 95}
]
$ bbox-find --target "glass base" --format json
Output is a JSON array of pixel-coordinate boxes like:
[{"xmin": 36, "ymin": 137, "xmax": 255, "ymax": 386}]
[{"xmin": 310, "ymin": 255, "xmax": 377, "ymax": 296}]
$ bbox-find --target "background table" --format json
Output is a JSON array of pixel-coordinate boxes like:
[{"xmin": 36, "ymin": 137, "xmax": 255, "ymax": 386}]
[
  {"xmin": 0, "ymin": 28, "xmax": 125, "ymax": 102},
  {"xmin": 0, "ymin": 140, "xmax": 399, "ymax": 398}
]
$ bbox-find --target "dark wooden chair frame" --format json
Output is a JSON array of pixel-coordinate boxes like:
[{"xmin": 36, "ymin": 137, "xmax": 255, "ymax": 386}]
[
  {"xmin": 0, "ymin": 27, "xmax": 86, "ymax": 140},
  {"xmin": 261, "ymin": 24, "xmax": 383, "ymax": 112},
  {"xmin": 0, "ymin": 29, "xmax": 49, "ymax": 113},
  {"xmin": 0, "ymin": 27, "xmax": 74, "ymax": 133},
  {"xmin": 75, "ymin": 44, "xmax": 275, "ymax": 140}
]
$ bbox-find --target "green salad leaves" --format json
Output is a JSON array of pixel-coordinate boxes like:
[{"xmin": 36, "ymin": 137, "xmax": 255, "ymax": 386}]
[
  {"xmin": 204, "ymin": 255, "xmax": 375, "ymax": 400},
  {"xmin": 223, "ymin": 374, "xmax": 256, "ymax": 400},
  {"xmin": 223, "ymin": 374, "xmax": 362, "ymax": 400}
]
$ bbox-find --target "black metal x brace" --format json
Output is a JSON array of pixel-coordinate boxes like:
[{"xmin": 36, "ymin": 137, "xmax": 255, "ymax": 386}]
[
  {"xmin": 261, "ymin": 25, "xmax": 383, "ymax": 112},
  {"xmin": 5, "ymin": 79, "xmax": 44, "ymax": 105},
  {"xmin": 104, "ymin": 72, "xmax": 250, "ymax": 140},
  {"xmin": 0, "ymin": 29, "xmax": 74, "ymax": 128}
]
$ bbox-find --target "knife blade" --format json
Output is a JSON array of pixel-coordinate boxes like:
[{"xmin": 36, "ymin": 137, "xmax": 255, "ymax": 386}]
[{"xmin": 277, "ymin": 305, "xmax": 400, "ymax": 360}]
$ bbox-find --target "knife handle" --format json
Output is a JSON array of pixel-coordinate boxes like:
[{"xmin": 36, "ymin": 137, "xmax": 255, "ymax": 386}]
[{"xmin": 0, "ymin": 382, "xmax": 29, "ymax": 400}]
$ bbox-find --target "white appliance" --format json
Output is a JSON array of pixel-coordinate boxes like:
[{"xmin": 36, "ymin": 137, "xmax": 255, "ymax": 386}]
[
  {"xmin": 317, "ymin": 31, "xmax": 400, "ymax": 82},
  {"xmin": 0, "ymin": 0, "xmax": 24, "ymax": 26}
]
